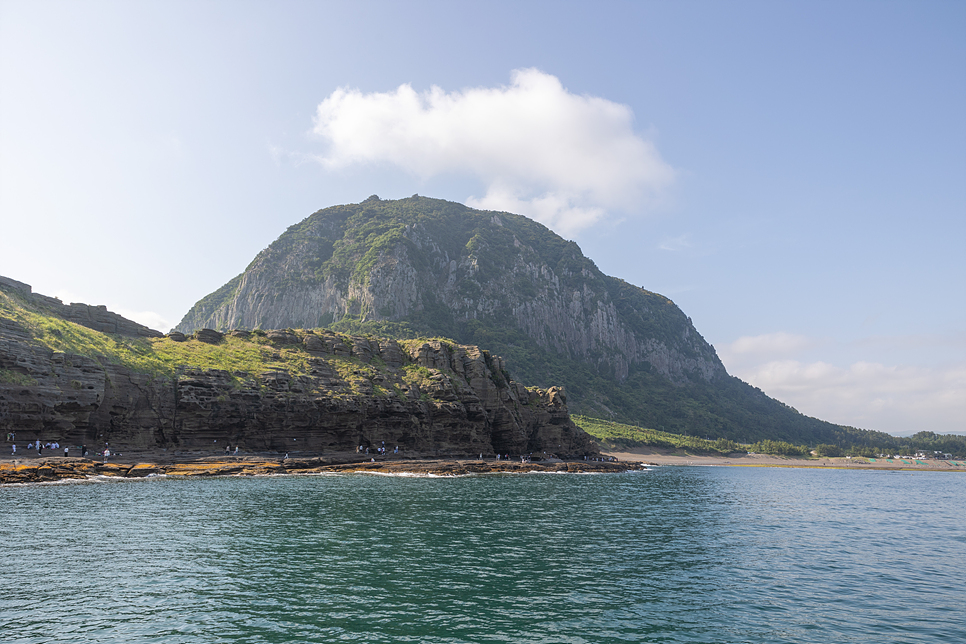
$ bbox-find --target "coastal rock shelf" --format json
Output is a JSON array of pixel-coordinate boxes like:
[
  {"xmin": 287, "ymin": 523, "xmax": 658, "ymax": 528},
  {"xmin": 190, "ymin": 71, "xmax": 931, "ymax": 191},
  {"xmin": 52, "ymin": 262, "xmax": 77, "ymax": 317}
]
[{"xmin": 0, "ymin": 456, "xmax": 644, "ymax": 484}]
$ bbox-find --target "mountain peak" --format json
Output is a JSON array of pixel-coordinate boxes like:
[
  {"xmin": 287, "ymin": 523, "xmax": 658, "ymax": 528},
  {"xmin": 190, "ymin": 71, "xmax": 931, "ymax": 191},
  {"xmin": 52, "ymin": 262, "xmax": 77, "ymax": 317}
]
[{"xmin": 176, "ymin": 196, "xmax": 846, "ymax": 445}]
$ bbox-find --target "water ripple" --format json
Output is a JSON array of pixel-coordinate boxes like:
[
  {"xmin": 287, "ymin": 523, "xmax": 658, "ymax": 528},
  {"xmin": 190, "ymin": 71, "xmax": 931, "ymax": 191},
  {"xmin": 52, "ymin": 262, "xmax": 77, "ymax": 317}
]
[{"xmin": 2, "ymin": 468, "xmax": 963, "ymax": 643}]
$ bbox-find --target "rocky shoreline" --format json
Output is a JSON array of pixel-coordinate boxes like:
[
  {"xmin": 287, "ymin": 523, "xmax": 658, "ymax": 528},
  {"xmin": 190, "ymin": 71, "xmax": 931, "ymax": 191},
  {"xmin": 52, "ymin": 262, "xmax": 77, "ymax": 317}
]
[{"xmin": 0, "ymin": 454, "xmax": 647, "ymax": 484}]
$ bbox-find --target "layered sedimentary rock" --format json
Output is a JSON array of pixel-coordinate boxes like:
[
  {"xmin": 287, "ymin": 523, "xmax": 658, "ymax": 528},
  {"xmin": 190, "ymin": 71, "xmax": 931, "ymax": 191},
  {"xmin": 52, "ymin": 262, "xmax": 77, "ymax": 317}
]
[{"xmin": 0, "ymin": 282, "xmax": 596, "ymax": 457}]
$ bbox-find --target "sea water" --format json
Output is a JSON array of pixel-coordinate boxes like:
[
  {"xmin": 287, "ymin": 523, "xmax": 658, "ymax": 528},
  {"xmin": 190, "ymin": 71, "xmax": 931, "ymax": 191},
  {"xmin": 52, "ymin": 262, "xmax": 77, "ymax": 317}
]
[{"xmin": 1, "ymin": 467, "xmax": 963, "ymax": 643}]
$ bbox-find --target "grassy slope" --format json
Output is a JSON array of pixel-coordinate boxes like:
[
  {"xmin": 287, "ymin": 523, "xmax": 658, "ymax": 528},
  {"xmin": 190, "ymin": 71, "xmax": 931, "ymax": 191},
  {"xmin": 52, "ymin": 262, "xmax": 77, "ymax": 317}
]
[
  {"xmin": 573, "ymin": 414, "xmax": 816, "ymax": 456},
  {"xmin": 2, "ymin": 288, "xmax": 447, "ymax": 400},
  {"xmin": 573, "ymin": 415, "xmax": 741, "ymax": 454},
  {"xmin": 573, "ymin": 414, "xmax": 966, "ymax": 458}
]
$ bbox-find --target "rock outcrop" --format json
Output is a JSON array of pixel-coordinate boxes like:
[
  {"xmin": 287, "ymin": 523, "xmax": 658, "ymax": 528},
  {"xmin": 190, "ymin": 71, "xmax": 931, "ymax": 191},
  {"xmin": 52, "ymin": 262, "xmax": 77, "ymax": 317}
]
[
  {"xmin": 0, "ymin": 457, "xmax": 642, "ymax": 484},
  {"xmin": 1, "ymin": 282, "xmax": 596, "ymax": 457},
  {"xmin": 175, "ymin": 196, "xmax": 723, "ymax": 388}
]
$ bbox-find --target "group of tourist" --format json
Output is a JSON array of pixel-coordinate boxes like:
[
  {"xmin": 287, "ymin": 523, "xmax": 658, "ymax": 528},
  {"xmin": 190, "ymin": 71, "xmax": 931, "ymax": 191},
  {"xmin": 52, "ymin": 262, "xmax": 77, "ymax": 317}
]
[
  {"xmin": 8, "ymin": 440, "xmax": 90, "ymax": 458},
  {"xmin": 23, "ymin": 441, "xmax": 65, "ymax": 457},
  {"xmin": 357, "ymin": 443, "xmax": 399, "ymax": 456}
]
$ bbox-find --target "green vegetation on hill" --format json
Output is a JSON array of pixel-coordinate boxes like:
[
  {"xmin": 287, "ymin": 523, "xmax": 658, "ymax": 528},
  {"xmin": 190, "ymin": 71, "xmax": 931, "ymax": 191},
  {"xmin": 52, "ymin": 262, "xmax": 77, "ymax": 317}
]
[
  {"xmin": 574, "ymin": 414, "xmax": 966, "ymax": 458},
  {"xmin": 574, "ymin": 415, "xmax": 811, "ymax": 457},
  {"xmin": 2, "ymin": 288, "xmax": 171, "ymax": 376},
  {"xmin": 574, "ymin": 415, "xmax": 740, "ymax": 454},
  {"xmin": 4, "ymin": 287, "xmax": 418, "ymax": 399},
  {"xmin": 834, "ymin": 430, "xmax": 966, "ymax": 459}
]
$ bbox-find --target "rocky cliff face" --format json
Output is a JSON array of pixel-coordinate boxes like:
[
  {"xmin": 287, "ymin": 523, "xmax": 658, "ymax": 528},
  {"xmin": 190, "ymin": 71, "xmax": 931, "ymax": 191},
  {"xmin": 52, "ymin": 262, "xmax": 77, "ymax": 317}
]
[
  {"xmin": 177, "ymin": 196, "xmax": 724, "ymax": 386},
  {"xmin": 172, "ymin": 196, "xmax": 851, "ymax": 444},
  {"xmin": 1, "ymin": 281, "xmax": 595, "ymax": 457}
]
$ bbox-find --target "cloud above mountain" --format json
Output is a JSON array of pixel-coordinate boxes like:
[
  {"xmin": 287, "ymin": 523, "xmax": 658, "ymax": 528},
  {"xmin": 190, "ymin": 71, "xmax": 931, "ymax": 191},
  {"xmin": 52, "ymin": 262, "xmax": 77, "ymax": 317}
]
[{"xmin": 311, "ymin": 69, "xmax": 675, "ymax": 234}]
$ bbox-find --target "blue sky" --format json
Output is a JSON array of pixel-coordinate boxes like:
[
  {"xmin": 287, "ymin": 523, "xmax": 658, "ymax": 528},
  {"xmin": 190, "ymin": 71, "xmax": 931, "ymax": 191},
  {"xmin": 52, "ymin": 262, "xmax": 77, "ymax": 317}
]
[{"xmin": 1, "ymin": 0, "xmax": 963, "ymax": 435}]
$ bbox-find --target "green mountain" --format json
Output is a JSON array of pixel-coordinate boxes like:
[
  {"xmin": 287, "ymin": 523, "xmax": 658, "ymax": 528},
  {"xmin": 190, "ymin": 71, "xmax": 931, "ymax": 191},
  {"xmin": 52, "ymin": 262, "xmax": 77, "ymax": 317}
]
[{"xmin": 176, "ymin": 195, "xmax": 883, "ymax": 447}]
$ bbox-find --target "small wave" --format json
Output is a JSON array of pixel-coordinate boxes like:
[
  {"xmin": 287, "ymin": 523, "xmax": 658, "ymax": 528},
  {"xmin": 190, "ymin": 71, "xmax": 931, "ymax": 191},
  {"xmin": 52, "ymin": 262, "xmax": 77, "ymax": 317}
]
[
  {"xmin": 2, "ymin": 474, "xmax": 140, "ymax": 487},
  {"xmin": 361, "ymin": 470, "xmax": 475, "ymax": 478},
  {"xmin": 1, "ymin": 477, "xmax": 88, "ymax": 487}
]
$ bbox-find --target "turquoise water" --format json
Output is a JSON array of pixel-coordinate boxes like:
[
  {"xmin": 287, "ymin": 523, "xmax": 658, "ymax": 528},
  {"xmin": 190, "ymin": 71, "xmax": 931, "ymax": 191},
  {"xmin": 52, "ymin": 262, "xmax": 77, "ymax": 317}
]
[{"xmin": 1, "ymin": 467, "xmax": 963, "ymax": 643}]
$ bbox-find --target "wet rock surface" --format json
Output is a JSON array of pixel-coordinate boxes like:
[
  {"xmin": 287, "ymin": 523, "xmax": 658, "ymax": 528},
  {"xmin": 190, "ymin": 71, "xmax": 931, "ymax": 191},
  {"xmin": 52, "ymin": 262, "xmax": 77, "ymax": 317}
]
[{"xmin": 0, "ymin": 455, "xmax": 644, "ymax": 484}]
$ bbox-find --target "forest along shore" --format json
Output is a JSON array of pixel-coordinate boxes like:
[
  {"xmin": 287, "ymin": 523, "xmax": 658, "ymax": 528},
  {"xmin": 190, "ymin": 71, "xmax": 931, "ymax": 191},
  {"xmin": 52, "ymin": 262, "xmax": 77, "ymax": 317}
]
[
  {"xmin": 602, "ymin": 447, "xmax": 966, "ymax": 472},
  {"xmin": 0, "ymin": 454, "xmax": 647, "ymax": 484}
]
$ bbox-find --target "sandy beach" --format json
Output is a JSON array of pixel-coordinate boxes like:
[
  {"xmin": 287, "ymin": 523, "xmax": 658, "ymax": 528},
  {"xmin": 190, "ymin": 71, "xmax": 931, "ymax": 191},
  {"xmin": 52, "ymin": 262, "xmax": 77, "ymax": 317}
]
[{"xmin": 601, "ymin": 446, "xmax": 966, "ymax": 472}]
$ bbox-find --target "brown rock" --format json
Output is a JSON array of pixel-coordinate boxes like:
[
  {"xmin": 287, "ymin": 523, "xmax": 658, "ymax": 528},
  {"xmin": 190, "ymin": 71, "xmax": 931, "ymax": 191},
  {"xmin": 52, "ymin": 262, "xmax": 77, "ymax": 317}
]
[
  {"xmin": 195, "ymin": 328, "xmax": 224, "ymax": 344},
  {"xmin": 267, "ymin": 330, "xmax": 299, "ymax": 344}
]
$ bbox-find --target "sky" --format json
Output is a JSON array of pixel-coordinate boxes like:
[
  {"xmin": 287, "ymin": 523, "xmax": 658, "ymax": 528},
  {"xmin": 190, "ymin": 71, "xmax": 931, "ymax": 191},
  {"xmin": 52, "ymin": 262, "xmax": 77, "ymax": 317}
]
[{"xmin": 1, "ymin": 0, "xmax": 963, "ymax": 436}]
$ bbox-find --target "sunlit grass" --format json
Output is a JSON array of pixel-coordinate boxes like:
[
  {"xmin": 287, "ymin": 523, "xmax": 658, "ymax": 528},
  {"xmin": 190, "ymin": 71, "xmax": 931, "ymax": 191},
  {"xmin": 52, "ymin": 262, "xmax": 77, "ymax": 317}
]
[
  {"xmin": 573, "ymin": 415, "xmax": 738, "ymax": 454},
  {"xmin": 1, "ymin": 289, "xmax": 425, "ymax": 396}
]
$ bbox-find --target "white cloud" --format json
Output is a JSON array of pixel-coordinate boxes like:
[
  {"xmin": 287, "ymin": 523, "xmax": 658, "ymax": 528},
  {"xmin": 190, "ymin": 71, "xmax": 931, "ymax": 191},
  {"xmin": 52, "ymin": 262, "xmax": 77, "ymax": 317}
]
[
  {"xmin": 719, "ymin": 333, "xmax": 966, "ymax": 435},
  {"xmin": 113, "ymin": 308, "xmax": 172, "ymax": 333},
  {"xmin": 311, "ymin": 68, "xmax": 675, "ymax": 235},
  {"xmin": 719, "ymin": 332, "xmax": 819, "ymax": 361},
  {"xmin": 658, "ymin": 234, "xmax": 691, "ymax": 252},
  {"xmin": 52, "ymin": 290, "xmax": 172, "ymax": 332}
]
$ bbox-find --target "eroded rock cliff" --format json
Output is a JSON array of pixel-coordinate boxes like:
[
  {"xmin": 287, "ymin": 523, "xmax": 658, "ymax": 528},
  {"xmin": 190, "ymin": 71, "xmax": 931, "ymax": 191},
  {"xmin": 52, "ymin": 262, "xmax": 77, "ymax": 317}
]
[{"xmin": 1, "ymin": 281, "xmax": 595, "ymax": 457}]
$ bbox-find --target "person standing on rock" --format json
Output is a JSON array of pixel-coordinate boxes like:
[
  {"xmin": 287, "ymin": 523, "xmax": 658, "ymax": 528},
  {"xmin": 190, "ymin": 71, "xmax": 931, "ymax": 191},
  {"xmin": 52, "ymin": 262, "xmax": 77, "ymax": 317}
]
[
  {"xmin": 103, "ymin": 448, "xmax": 110, "ymax": 463},
  {"xmin": 11, "ymin": 444, "xmax": 15, "ymax": 456},
  {"xmin": 82, "ymin": 445, "xmax": 88, "ymax": 457},
  {"xmin": 64, "ymin": 446, "xmax": 69, "ymax": 458}
]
